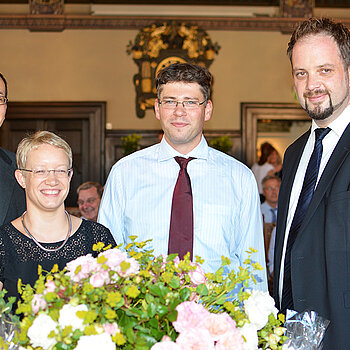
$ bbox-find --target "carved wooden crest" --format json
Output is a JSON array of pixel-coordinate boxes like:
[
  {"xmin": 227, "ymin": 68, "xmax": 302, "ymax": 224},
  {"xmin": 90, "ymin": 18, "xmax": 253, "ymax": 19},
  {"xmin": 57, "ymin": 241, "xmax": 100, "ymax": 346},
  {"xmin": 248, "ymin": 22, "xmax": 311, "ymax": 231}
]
[
  {"xmin": 30, "ymin": 0, "xmax": 64, "ymax": 15},
  {"xmin": 127, "ymin": 21, "xmax": 220, "ymax": 118}
]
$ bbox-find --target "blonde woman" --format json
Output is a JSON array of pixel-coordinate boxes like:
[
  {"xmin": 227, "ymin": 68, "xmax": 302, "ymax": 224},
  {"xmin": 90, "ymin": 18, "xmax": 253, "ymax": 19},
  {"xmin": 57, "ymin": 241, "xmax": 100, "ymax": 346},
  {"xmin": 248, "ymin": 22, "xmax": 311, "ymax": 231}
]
[{"xmin": 0, "ymin": 131, "xmax": 116, "ymax": 299}]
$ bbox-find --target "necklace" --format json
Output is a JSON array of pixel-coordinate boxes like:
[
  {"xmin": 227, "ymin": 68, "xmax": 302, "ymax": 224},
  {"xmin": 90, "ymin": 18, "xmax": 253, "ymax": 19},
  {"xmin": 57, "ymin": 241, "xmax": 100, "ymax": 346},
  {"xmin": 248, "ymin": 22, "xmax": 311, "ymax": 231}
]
[{"xmin": 21, "ymin": 210, "xmax": 72, "ymax": 252}]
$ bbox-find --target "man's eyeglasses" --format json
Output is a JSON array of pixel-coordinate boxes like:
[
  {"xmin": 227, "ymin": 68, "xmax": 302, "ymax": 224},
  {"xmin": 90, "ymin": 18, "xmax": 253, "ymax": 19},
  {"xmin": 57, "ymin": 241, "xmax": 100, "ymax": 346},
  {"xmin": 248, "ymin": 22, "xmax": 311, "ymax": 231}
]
[
  {"xmin": 20, "ymin": 168, "xmax": 73, "ymax": 178},
  {"xmin": 0, "ymin": 96, "xmax": 8, "ymax": 105},
  {"xmin": 159, "ymin": 99, "xmax": 207, "ymax": 109},
  {"xmin": 263, "ymin": 186, "xmax": 280, "ymax": 192}
]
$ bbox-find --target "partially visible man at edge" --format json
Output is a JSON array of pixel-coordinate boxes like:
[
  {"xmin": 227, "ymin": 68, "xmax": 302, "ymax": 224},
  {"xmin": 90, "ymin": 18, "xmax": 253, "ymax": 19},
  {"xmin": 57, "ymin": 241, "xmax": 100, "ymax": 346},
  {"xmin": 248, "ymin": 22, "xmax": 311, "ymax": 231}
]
[
  {"xmin": 99, "ymin": 63, "xmax": 267, "ymax": 291},
  {"xmin": 0, "ymin": 72, "xmax": 25, "ymax": 225},
  {"xmin": 273, "ymin": 18, "xmax": 350, "ymax": 349}
]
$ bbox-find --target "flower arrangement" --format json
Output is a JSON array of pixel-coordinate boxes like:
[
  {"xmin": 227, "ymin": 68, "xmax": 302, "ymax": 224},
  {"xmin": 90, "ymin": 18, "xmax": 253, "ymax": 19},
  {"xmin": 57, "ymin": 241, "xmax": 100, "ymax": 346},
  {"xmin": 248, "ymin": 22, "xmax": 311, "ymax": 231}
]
[
  {"xmin": 121, "ymin": 133, "xmax": 142, "ymax": 156},
  {"xmin": 209, "ymin": 136, "xmax": 233, "ymax": 154},
  {"xmin": 3, "ymin": 238, "xmax": 288, "ymax": 350}
]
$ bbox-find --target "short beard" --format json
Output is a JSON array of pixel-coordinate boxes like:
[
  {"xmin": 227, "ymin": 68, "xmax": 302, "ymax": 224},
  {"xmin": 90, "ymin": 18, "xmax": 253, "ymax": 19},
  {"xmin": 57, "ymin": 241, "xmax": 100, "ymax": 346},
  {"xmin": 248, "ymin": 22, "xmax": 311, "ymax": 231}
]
[{"xmin": 303, "ymin": 90, "xmax": 334, "ymax": 121}]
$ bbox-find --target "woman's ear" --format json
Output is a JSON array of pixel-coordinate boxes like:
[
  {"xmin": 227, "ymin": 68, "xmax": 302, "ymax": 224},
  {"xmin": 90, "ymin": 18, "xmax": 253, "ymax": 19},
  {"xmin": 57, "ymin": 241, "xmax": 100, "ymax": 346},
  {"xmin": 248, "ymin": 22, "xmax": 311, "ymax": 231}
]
[{"xmin": 15, "ymin": 169, "xmax": 26, "ymax": 189}]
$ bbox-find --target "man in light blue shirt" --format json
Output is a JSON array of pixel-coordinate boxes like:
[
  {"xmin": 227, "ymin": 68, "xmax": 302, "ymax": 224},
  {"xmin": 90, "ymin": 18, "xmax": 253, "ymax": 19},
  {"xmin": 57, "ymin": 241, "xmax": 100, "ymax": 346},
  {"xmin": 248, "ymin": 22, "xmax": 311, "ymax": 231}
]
[
  {"xmin": 98, "ymin": 63, "xmax": 267, "ymax": 291},
  {"xmin": 260, "ymin": 175, "xmax": 280, "ymax": 224}
]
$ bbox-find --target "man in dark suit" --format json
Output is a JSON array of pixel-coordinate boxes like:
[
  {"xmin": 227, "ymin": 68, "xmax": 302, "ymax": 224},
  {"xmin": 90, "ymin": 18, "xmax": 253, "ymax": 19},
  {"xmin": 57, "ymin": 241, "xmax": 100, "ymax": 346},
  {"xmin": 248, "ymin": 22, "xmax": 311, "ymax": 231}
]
[
  {"xmin": 0, "ymin": 72, "xmax": 25, "ymax": 225},
  {"xmin": 273, "ymin": 18, "xmax": 350, "ymax": 349}
]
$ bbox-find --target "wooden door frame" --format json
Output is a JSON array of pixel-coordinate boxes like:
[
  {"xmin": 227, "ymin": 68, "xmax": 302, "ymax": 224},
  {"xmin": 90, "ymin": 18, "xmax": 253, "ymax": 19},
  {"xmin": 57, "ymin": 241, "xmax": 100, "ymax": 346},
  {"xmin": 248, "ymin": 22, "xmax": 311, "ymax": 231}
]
[{"xmin": 2, "ymin": 101, "xmax": 106, "ymax": 183}]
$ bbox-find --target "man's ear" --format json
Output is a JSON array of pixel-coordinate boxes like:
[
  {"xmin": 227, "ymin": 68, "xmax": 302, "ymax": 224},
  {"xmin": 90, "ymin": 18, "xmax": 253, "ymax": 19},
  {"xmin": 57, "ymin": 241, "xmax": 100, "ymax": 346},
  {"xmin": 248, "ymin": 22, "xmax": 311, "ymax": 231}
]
[
  {"xmin": 15, "ymin": 169, "xmax": 26, "ymax": 189},
  {"xmin": 154, "ymin": 99, "xmax": 161, "ymax": 121},
  {"xmin": 204, "ymin": 100, "xmax": 213, "ymax": 122}
]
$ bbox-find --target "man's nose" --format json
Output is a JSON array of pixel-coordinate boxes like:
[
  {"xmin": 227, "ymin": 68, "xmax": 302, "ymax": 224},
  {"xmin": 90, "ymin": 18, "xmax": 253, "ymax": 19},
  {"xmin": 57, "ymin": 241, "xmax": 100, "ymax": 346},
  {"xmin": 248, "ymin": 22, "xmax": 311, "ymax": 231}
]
[{"xmin": 306, "ymin": 73, "xmax": 321, "ymax": 91}]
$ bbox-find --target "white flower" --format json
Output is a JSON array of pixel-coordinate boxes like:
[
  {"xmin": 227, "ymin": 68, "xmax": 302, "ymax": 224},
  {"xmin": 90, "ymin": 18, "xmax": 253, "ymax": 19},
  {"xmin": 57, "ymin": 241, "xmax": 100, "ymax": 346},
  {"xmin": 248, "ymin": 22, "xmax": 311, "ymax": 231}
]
[
  {"xmin": 74, "ymin": 333, "xmax": 116, "ymax": 350},
  {"xmin": 282, "ymin": 343, "xmax": 296, "ymax": 350},
  {"xmin": 27, "ymin": 313, "xmax": 57, "ymax": 349},
  {"xmin": 58, "ymin": 303, "xmax": 88, "ymax": 331},
  {"xmin": 239, "ymin": 323, "xmax": 258, "ymax": 350},
  {"xmin": 243, "ymin": 290, "xmax": 278, "ymax": 330}
]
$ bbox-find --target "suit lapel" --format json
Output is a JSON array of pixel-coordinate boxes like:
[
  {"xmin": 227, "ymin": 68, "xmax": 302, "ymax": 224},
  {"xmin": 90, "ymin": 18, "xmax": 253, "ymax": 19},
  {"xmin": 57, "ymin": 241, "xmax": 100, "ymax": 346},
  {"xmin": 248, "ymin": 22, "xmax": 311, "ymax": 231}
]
[
  {"xmin": 298, "ymin": 123, "xmax": 350, "ymax": 234},
  {"xmin": 274, "ymin": 130, "xmax": 310, "ymax": 296},
  {"xmin": 0, "ymin": 149, "xmax": 16, "ymax": 224}
]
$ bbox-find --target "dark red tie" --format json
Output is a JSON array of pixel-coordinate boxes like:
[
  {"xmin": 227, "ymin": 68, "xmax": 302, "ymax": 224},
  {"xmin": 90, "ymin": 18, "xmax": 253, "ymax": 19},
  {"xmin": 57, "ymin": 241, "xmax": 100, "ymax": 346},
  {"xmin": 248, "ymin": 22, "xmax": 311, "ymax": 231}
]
[{"xmin": 168, "ymin": 156, "xmax": 195, "ymax": 260}]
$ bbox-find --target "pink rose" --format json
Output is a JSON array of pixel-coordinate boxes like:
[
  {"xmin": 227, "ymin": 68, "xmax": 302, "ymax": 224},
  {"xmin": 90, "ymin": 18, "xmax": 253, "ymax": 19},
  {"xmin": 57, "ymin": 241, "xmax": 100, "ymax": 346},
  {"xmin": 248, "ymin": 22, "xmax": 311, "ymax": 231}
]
[
  {"xmin": 66, "ymin": 254, "xmax": 99, "ymax": 282},
  {"xmin": 31, "ymin": 294, "xmax": 47, "ymax": 314},
  {"xmin": 151, "ymin": 336, "xmax": 182, "ymax": 350},
  {"xmin": 215, "ymin": 329, "xmax": 244, "ymax": 350},
  {"xmin": 44, "ymin": 280, "xmax": 56, "ymax": 293},
  {"xmin": 103, "ymin": 322, "xmax": 120, "ymax": 336},
  {"xmin": 201, "ymin": 312, "xmax": 237, "ymax": 342},
  {"xmin": 90, "ymin": 270, "xmax": 110, "ymax": 288},
  {"xmin": 173, "ymin": 301, "xmax": 210, "ymax": 334},
  {"xmin": 176, "ymin": 328, "xmax": 215, "ymax": 350},
  {"xmin": 189, "ymin": 264, "xmax": 207, "ymax": 286},
  {"xmin": 99, "ymin": 248, "xmax": 128, "ymax": 269},
  {"xmin": 117, "ymin": 257, "xmax": 140, "ymax": 277}
]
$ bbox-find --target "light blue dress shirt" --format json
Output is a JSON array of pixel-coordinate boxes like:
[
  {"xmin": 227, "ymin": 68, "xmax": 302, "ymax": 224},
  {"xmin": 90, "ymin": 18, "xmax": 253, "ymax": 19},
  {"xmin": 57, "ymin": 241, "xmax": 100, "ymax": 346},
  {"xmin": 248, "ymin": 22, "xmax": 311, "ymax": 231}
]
[
  {"xmin": 261, "ymin": 201, "xmax": 278, "ymax": 224},
  {"xmin": 98, "ymin": 136, "xmax": 267, "ymax": 291}
]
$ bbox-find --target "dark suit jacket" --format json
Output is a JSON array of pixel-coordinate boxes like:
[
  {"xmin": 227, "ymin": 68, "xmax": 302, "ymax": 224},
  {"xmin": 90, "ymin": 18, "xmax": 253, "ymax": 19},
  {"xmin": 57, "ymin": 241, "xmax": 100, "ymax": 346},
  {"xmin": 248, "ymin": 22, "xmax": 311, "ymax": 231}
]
[
  {"xmin": 0, "ymin": 148, "xmax": 26, "ymax": 226},
  {"xmin": 273, "ymin": 123, "xmax": 350, "ymax": 350}
]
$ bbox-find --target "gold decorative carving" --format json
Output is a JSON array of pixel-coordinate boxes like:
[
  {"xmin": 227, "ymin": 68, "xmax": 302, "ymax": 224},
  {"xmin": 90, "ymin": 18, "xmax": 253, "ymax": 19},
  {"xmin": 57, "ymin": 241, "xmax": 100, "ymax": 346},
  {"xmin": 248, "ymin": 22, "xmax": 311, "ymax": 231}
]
[
  {"xmin": 30, "ymin": 0, "xmax": 64, "ymax": 15},
  {"xmin": 127, "ymin": 21, "xmax": 220, "ymax": 118},
  {"xmin": 280, "ymin": 0, "xmax": 314, "ymax": 18}
]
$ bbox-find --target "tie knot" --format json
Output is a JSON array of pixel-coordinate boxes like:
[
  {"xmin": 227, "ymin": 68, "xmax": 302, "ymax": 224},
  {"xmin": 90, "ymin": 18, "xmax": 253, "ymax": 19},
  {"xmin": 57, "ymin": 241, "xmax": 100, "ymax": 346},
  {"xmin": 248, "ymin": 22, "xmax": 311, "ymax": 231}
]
[
  {"xmin": 174, "ymin": 156, "xmax": 195, "ymax": 170},
  {"xmin": 315, "ymin": 127, "xmax": 331, "ymax": 142}
]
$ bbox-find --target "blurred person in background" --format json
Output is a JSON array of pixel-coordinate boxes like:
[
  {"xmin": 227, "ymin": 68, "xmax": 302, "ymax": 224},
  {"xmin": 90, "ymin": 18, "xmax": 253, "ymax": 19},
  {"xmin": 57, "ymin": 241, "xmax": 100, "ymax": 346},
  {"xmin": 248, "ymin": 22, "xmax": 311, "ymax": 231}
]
[
  {"xmin": 251, "ymin": 142, "xmax": 281, "ymax": 201},
  {"xmin": 77, "ymin": 181, "xmax": 103, "ymax": 221}
]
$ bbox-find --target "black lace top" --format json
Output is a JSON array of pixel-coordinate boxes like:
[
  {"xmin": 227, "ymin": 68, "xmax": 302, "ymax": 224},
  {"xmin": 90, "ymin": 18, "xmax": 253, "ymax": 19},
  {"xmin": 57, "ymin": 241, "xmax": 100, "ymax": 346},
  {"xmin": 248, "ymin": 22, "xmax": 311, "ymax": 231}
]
[{"xmin": 0, "ymin": 219, "xmax": 117, "ymax": 298}]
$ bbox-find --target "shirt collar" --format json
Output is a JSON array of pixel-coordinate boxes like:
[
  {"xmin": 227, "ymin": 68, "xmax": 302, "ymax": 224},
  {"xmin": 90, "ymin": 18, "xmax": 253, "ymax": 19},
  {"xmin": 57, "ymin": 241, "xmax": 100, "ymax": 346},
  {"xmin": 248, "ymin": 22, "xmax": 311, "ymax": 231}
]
[
  {"xmin": 311, "ymin": 104, "xmax": 350, "ymax": 138},
  {"xmin": 158, "ymin": 135, "xmax": 209, "ymax": 162}
]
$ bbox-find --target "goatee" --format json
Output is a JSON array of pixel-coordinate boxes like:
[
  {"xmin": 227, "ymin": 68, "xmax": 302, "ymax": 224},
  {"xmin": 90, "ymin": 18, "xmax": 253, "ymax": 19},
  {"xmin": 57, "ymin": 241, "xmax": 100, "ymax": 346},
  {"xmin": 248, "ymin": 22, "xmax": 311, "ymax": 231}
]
[{"xmin": 303, "ymin": 90, "xmax": 334, "ymax": 121}]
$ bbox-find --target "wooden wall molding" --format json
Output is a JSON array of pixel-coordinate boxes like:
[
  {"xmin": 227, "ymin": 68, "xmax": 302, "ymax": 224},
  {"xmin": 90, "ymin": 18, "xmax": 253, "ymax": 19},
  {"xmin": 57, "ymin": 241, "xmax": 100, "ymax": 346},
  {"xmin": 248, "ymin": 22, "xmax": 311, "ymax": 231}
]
[{"xmin": 1, "ymin": 14, "xmax": 349, "ymax": 32}]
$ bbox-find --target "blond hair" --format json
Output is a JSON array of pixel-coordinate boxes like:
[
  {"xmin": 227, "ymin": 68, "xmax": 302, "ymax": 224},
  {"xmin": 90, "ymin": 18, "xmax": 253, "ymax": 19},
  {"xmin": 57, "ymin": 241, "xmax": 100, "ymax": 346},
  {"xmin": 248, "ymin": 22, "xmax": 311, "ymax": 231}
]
[{"xmin": 16, "ymin": 130, "xmax": 72, "ymax": 169}]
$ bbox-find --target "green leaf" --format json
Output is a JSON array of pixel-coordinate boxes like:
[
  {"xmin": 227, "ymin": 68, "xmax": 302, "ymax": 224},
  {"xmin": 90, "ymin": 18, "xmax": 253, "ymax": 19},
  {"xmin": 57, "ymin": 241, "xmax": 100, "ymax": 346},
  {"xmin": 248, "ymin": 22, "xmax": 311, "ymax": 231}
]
[
  {"xmin": 156, "ymin": 304, "xmax": 169, "ymax": 318},
  {"xmin": 196, "ymin": 283, "xmax": 209, "ymax": 296},
  {"xmin": 168, "ymin": 276, "xmax": 180, "ymax": 289},
  {"xmin": 168, "ymin": 309, "xmax": 178, "ymax": 322},
  {"xmin": 148, "ymin": 284, "xmax": 161, "ymax": 297},
  {"xmin": 147, "ymin": 302, "xmax": 157, "ymax": 318},
  {"xmin": 179, "ymin": 287, "xmax": 191, "ymax": 301}
]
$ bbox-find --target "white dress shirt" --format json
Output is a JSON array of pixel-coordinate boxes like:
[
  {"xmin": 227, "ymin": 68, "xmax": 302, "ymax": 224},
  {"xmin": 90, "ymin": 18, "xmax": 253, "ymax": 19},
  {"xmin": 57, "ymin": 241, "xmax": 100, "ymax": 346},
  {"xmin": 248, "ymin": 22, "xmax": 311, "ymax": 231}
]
[
  {"xmin": 279, "ymin": 105, "xmax": 350, "ymax": 301},
  {"xmin": 99, "ymin": 136, "xmax": 267, "ymax": 291}
]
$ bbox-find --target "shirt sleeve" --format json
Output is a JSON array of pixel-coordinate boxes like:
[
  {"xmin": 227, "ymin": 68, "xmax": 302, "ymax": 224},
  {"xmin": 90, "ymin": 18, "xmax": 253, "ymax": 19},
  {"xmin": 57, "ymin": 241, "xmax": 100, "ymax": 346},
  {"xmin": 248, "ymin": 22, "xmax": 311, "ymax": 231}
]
[
  {"xmin": 97, "ymin": 164, "xmax": 126, "ymax": 246},
  {"xmin": 235, "ymin": 169, "xmax": 268, "ymax": 292}
]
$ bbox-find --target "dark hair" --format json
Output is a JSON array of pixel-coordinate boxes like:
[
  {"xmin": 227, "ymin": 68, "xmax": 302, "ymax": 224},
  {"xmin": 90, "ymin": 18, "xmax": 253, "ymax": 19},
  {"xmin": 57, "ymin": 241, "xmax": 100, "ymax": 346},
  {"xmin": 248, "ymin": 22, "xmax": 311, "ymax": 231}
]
[
  {"xmin": 156, "ymin": 63, "xmax": 212, "ymax": 102},
  {"xmin": 0, "ymin": 72, "xmax": 8, "ymax": 97},
  {"xmin": 77, "ymin": 181, "xmax": 104, "ymax": 199},
  {"xmin": 287, "ymin": 17, "xmax": 350, "ymax": 67},
  {"xmin": 258, "ymin": 142, "xmax": 277, "ymax": 166}
]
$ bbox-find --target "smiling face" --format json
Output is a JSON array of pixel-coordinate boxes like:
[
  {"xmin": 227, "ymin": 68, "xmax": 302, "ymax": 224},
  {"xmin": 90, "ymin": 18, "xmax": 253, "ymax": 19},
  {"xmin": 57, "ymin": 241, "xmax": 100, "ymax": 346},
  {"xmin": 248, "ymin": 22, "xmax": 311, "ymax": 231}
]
[
  {"xmin": 154, "ymin": 82, "xmax": 212, "ymax": 154},
  {"xmin": 78, "ymin": 187, "xmax": 101, "ymax": 221},
  {"xmin": 292, "ymin": 34, "xmax": 350, "ymax": 126},
  {"xmin": 15, "ymin": 144, "xmax": 72, "ymax": 212}
]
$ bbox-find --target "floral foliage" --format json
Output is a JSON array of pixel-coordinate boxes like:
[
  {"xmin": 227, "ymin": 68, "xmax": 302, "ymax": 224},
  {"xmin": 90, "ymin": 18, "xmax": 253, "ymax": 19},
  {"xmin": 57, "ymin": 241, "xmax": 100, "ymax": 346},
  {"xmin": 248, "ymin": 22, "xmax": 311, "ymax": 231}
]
[{"xmin": 6, "ymin": 237, "xmax": 288, "ymax": 350}]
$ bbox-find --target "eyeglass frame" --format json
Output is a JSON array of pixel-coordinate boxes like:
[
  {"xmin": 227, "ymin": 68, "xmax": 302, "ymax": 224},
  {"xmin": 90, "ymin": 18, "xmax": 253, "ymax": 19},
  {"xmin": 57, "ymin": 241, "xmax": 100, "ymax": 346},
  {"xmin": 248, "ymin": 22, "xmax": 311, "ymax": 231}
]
[
  {"xmin": 19, "ymin": 168, "xmax": 73, "ymax": 178},
  {"xmin": 158, "ymin": 99, "xmax": 207, "ymax": 109},
  {"xmin": 0, "ymin": 95, "xmax": 8, "ymax": 105}
]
